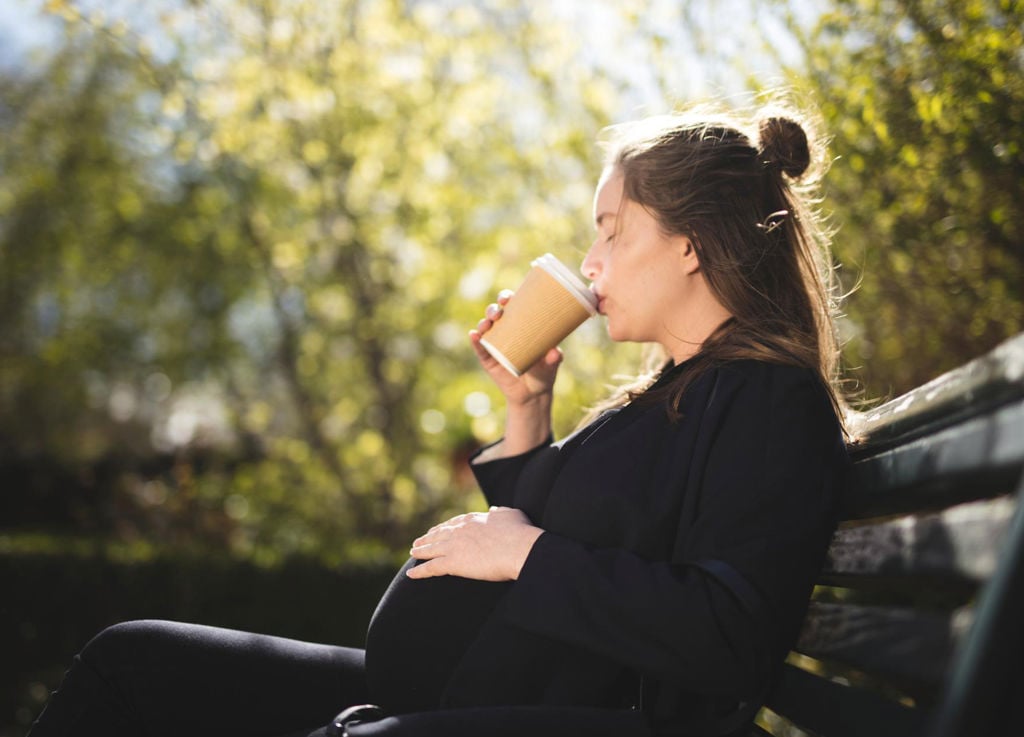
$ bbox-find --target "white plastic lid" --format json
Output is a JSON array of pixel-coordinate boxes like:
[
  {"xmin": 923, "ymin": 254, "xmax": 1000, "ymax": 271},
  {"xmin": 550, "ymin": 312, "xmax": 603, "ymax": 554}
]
[{"xmin": 532, "ymin": 253, "xmax": 598, "ymax": 315}]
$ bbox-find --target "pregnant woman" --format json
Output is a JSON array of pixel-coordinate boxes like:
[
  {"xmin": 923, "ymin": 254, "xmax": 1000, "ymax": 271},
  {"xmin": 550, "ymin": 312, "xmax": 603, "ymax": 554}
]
[{"xmin": 29, "ymin": 103, "xmax": 849, "ymax": 737}]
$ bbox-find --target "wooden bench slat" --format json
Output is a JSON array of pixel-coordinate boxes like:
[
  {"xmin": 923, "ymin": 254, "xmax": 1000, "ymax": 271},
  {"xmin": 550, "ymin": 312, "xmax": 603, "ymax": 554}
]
[
  {"xmin": 822, "ymin": 495, "xmax": 1017, "ymax": 584},
  {"xmin": 843, "ymin": 401, "xmax": 1024, "ymax": 518},
  {"xmin": 794, "ymin": 601, "xmax": 972, "ymax": 688},
  {"xmin": 853, "ymin": 333, "xmax": 1024, "ymax": 452},
  {"xmin": 763, "ymin": 662, "xmax": 926, "ymax": 737}
]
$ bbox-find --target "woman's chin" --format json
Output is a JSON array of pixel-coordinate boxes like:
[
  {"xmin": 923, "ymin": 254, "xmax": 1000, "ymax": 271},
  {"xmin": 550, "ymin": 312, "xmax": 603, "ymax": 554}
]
[{"xmin": 604, "ymin": 320, "xmax": 628, "ymax": 343}]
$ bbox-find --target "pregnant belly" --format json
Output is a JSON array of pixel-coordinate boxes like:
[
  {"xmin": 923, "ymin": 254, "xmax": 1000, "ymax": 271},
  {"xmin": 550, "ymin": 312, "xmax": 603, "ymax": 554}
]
[{"xmin": 364, "ymin": 559, "xmax": 512, "ymax": 714}]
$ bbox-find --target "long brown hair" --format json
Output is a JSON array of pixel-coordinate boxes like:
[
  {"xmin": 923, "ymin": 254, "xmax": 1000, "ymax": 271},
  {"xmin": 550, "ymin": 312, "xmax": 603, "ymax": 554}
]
[{"xmin": 588, "ymin": 103, "xmax": 847, "ymax": 430}]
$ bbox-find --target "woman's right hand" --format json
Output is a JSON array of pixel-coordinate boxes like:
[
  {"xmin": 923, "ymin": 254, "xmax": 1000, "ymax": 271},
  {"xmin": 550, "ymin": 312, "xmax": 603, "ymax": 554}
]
[{"xmin": 469, "ymin": 289, "xmax": 563, "ymax": 408}]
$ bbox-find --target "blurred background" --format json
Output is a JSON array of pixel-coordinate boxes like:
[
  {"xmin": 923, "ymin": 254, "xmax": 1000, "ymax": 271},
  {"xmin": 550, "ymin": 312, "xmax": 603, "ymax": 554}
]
[{"xmin": 1, "ymin": 0, "xmax": 1021, "ymax": 733}]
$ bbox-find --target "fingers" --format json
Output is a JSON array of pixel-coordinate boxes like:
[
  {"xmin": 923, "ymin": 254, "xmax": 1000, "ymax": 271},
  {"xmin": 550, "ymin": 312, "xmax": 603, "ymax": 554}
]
[
  {"xmin": 470, "ymin": 316, "xmax": 494, "ymax": 342},
  {"xmin": 412, "ymin": 517, "xmax": 458, "ymax": 547},
  {"xmin": 475, "ymin": 302, "xmax": 502, "ymax": 337},
  {"xmin": 469, "ymin": 335, "xmax": 497, "ymax": 366},
  {"xmin": 408, "ymin": 511, "xmax": 484, "ymax": 560},
  {"xmin": 411, "ymin": 513, "xmax": 473, "ymax": 549},
  {"xmin": 471, "ymin": 290, "xmax": 514, "ymax": 337},
  {"xmin": 409, "ymin": 538, "xmax": 440, "ymax": 558},
  {"xmin": 407, "ymin": 522, "xmax": 458, "ymax": 579},
  {"xmin": 406, "ymin": 559, "xmax": 445, "ymax": 579},
  {"xmin": 469, "ymin": 331, "xmax": 515, "ymax": 378},
  {"xmin": 408, "ymin": 520, "xmax": 451, "ymax": 578},
  {"xmin": 542, "ymin": 347, "xmax": 564, "ymax": 366}
]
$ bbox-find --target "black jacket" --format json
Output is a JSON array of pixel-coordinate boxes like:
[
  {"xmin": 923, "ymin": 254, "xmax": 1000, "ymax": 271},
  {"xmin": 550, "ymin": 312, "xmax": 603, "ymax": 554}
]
[{"xmin": 365, "ymin": 359, "xmax": 847, "ymax": 734}]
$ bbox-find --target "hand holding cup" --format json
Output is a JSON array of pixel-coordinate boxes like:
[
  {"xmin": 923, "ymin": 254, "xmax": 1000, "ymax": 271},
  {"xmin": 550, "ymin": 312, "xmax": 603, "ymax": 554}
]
[
  {"xmin": 470, "ymin": 290, "xmax": 563, "ymax": 407},
  {"xmin": 469, "ymin": 254, "xmax": 597, "ymax": 407}
]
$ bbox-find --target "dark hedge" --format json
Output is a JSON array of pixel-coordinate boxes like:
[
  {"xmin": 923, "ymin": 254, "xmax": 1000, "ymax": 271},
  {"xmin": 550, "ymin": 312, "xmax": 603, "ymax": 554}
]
[{"xmin": 0, "ymin": 551, "xmax": 397, "ymax": 737}]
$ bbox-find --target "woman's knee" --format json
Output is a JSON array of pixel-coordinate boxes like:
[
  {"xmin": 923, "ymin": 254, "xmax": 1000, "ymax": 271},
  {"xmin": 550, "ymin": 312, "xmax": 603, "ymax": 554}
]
[{"xmin": 79, "ymin": 620, "xmax": 176, "ymax": 674}]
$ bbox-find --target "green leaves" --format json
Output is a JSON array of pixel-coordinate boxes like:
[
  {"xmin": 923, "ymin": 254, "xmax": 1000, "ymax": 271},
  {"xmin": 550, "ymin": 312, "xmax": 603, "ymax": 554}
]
[
  {"xmin": 7, "ymin": 0, "xmax": 1020, "ymax": 566},
  {"xmin": 790, "ymin": 0, "xmax": 1024, "ymax": 400},
  {"xmin": 2, "ymin": 0, "xmax": 622, "ymax": 565}
]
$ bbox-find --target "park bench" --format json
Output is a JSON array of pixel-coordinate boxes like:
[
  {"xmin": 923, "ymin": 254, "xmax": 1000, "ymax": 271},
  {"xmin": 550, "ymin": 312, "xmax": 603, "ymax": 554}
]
[{"xmin": 755, "ymin": 332, "xmax": 1024, "ymax": 737}]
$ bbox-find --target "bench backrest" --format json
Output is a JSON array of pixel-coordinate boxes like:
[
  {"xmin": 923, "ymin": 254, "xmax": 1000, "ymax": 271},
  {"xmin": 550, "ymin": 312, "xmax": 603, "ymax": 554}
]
[{"xmin": 756, "ymin": 333, "xmax": 1024, "ymax": 737}]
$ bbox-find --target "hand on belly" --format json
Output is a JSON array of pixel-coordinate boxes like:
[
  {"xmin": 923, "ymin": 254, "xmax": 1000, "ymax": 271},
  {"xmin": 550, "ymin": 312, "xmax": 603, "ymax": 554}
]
[{"xmin": 408, "ymin": 506, "xmax": 544, "ymax": 581}]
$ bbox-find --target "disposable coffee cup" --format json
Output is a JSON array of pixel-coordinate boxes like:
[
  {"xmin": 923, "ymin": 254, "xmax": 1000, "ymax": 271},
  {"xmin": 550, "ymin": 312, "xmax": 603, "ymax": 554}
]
[{"xmin": 479, "ymin": 253, "xmax": 598, "ymax": 376}]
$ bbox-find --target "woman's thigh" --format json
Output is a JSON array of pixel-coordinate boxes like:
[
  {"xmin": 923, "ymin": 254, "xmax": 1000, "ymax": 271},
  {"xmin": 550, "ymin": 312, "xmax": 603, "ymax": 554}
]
[{"xmin": 31, "ymin": 619, "xmax": 367, "ymax": 737}]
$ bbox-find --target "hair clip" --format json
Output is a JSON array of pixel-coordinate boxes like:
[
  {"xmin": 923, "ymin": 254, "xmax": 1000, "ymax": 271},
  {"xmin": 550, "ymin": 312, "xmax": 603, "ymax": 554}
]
[{"xmin": 756, "ymin": 210, "xmax": 789, "ymax": 234}]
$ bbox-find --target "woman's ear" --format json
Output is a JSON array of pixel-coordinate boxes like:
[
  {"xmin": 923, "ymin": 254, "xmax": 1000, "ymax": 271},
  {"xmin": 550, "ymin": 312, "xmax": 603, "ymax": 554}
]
[{"xmin": 677, "ymin": 236, "xmax": 701, "ymax": 275}]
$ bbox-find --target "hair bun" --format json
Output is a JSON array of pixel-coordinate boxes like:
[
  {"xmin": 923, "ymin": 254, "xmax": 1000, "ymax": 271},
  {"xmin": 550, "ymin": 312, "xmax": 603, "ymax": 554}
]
[{"xmin": 758, "ymin": 116, "xmax": 810, "ymax": 179}]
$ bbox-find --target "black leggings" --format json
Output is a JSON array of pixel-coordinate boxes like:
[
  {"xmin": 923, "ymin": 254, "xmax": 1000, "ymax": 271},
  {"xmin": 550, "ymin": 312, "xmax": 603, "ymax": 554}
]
[
  {"xmin": 28, "ymin": 620, "xmax": 651, "ymax": 737},
  {"xmin": 27, "ymin": 620, "xmax": 367, "ymax": 737}
]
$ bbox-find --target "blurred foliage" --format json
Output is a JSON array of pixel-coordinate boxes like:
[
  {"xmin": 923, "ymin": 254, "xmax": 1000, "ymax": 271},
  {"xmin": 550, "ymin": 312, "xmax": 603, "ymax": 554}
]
[
  {"xmin": 0, "ymin": 0, "xmax": 646, "ymax": 567},
  {"xmin": 783, "ymin": 0, "xmax": 1024, "ymax": 401},
  {"xmin": 2, "ymin": 0, "xmax": 1022, "ymax": 573}
]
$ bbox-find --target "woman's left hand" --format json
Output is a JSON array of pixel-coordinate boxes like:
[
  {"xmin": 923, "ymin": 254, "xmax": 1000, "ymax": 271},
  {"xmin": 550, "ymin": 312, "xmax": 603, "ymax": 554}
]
[{"xmin": 407, "ymin": 507, "xmax": 543, "ymax": 581}]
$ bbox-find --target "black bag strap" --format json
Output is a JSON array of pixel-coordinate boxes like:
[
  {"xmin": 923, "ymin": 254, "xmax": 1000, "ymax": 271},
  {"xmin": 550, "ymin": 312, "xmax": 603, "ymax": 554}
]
[
  {"xmin": 691, "ymin": 559, "xmax": 764, "ymax": 618},
  {"xmin": 647, "ymin": 559, "xmax": 771, "ymax": 736}
]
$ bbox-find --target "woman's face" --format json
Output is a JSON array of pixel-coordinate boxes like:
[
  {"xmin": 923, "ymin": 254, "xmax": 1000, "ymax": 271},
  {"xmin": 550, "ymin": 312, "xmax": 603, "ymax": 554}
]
[{"xmin": 581, "ymin": 169, "xmax": 700, "ymax": 356}]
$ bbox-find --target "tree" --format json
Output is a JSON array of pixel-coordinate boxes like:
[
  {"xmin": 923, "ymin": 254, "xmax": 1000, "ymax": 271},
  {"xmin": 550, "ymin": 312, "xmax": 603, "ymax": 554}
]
[
  {"xmin": 2, "ymin": 0, "xmax": 649, "ymax": 565},
  {"xmin": 784, "ymin": 0, "xmax": 1024, "ymax": 400}
]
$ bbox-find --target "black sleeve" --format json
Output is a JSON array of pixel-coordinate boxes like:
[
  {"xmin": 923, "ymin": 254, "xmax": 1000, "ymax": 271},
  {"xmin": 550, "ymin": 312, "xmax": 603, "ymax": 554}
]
[
  {"xmin": 495, "ymin": 366, "xmax": 845, "ymax": 697},
  {"xmin": 469, "ymin": 436, "xmax": 553, "ymax": 508}
]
